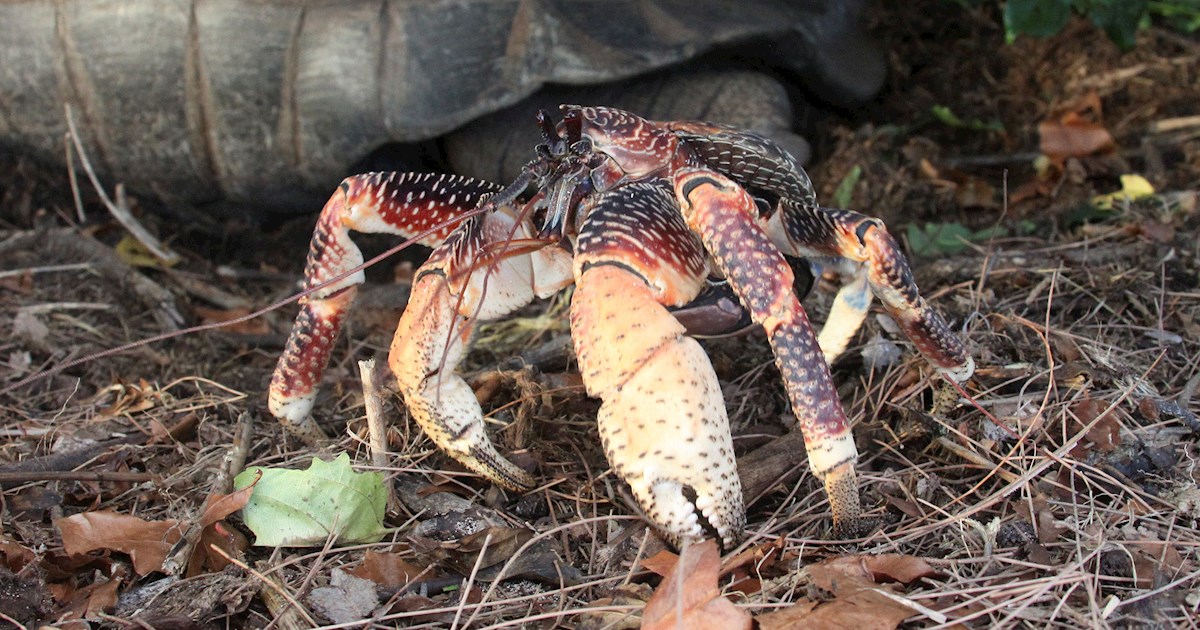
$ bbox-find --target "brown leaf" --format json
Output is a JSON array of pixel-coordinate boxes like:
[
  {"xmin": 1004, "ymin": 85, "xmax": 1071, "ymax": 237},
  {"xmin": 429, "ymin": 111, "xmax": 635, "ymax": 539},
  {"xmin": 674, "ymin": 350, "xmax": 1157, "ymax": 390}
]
[
  {"xmin": 640, "ymin": 549, "xmax": 679, "ymax": 578},
  {"xmin": 198, "ymin": 485, "xmax": 255, "ymax": 528},
  {"xmin": 720, "ymin": 538, "xmax": 782, "ymax": 577},
  {"xmin": 57, "ymin": 510, "xmax": 184, "ymax": 575},
  {"xmin": 0, "ymin": 537, "xmax": 37, "ymax": 573},
  {"xmin": 809, "ymin": 554, "xmax": 938, "ymax": 595},
  {"xmin": 777, "ymin": 590, "xmax": 915, "ymax": 630},
  {"xmin": 760, "ymin": 555, "xmax": 938, "ymax": 630},
  {"xmin": 58, "ymin": 573, "xmax": 123, "ymax": 624},
  {"xmin": 1038, "ymin": 112, "xmax": 1115, "ymax": 163},
  {"xmin": 860, "ymin": 554, "xmax": 940, "ymax": 584},
  {"xmin": 577, "ymin": 583, "xmax": 652, "ymax": 630},
  {"xmin": 756, "ymin": 599, "xmax": 820, "ymax": 630},
  {"xmin": 445, "ymin": 526, "xmax": 528, "ymax": 574},
  {"xmin": 186, "ymin": 521, "xmax": 249, "ymax": 577},
  {"xmin": 347, "ymin": 550, "xmax": 428, "ymax": 587},
  {"xmin": 642, "ymin": 539, "xmax": 752, "ymax": 630},
  {"xmin": 1068, "ymin": 398, "xmax": 1122, "ymax": 455},
  {"xmin": 192, "ymin": 305, "xmax": 269, "ymax": 335}
]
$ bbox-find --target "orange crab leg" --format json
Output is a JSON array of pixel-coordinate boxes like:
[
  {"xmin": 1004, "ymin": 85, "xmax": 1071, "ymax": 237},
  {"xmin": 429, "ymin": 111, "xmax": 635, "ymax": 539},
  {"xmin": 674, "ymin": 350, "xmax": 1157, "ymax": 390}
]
[
  {"xmin": 766, "ymin": 201, "xmax": 974, "ymax": 379},
  {"xmin": 269, "ymin": 172, "xmax": 502, "ymax": 441},
  {"xmin": 673, "ymin": 169, "xmax": 863, "ymax": 534},
  {"xmin": 389, "ymin": 207, "xmax": 573, "ymax": 490},
  {"xmin": 568, "ymin": 182, "xmax": 745, "ymax": 547}
]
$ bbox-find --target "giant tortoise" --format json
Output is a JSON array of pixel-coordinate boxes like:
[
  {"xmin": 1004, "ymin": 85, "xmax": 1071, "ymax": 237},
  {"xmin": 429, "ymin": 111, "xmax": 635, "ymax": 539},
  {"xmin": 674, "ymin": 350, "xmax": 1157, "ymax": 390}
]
[{"xmin": 0, "ymin": 0, "xmax": 884, "ymax": 212}]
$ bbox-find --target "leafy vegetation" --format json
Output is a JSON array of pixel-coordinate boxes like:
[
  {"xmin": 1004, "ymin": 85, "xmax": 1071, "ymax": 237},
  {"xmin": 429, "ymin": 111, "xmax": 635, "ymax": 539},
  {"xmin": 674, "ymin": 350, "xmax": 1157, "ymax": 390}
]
[{"xmin": 1001, "ymin": 0, "xmax": 1199, "ymax": 49}]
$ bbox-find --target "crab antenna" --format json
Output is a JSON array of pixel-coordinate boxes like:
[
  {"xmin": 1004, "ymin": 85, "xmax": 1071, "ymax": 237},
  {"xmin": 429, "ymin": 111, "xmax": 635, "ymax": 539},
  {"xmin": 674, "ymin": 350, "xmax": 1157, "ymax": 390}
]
[{"xmin": 535, "ymin": 109, "xmax": 561, "ymax": 146}]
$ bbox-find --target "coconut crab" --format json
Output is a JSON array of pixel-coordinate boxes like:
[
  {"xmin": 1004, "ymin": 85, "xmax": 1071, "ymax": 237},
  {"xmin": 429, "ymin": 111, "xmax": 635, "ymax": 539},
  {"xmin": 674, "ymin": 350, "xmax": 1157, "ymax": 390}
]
[{"xmin": 268, "ymin": 105, "xmax": 974, "ymax": 547}]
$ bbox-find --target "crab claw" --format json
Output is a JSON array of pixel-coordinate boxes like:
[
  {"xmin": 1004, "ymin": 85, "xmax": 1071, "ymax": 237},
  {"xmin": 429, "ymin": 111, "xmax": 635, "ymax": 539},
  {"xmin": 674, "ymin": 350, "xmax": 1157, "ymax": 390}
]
[
  {"xmin": 571, "ymin": 264, "xmax": 745, "ymax": 548},
  {"xmin": 389, "ymin": 206, "xmax": 574, "ymax": 491},
  {"xmin": 390, "ymin": 272, "xmax": 538, "ymax": 491}
]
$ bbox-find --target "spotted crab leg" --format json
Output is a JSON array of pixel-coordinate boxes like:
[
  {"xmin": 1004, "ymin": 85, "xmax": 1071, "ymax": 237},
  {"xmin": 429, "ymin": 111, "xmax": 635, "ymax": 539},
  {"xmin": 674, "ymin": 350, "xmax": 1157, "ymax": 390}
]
[
  {"xmin": 668, "ymin": 121, "xmax": 867, "ymax": 362},
  {"xmin": 672, "ymin": 122, "xmax": 971, "ymax": 377},
  {"xmin": 268, "ymin": 172, "xmax": 503, "ymax": 442},
  {"xmin": 765, "ymin": 201, "xmax": 974, "ymax": 380},
  {"xmin": 389, "ymin": 206, "xmax": 573, "ymax": 490},
  {"xmin": 569, "ymin": 181, "xmax": 745, "ymax": 548},
  {"xmin": 673, "ymin": 169, "xmax": 864, "ymax": 535}
]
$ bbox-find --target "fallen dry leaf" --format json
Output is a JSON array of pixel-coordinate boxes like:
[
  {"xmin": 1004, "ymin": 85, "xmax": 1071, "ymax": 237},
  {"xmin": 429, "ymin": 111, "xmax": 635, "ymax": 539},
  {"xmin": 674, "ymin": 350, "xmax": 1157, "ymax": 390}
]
[
  {"xmin": 640, "ymin": 549, "xmax": 679, "ymax": 578},
  {"xmin": 1038, "ymin": 112, "xmax": 1115, "ymax": 163},
  {"xmin": 1068, "ymin": 397, "xmax": 1122, "ymax": 455},
  {"xmin": 347, "ymin": 550, "xmax": 428, "ymax": 587},
  {"xmin": 641, "ymin": 539, "xmax": 752, "ymax": 630},
  {"xmin": 57, "ymin": 510, "xmax": 184, "ymax": 575},
  {"xmin": 186, "ymin": 521, "xmax": 249, "ymax": 577},
  {"xmin": 767, "ymin": 591, "xmax": 915, "ymax": 630},
  {"xmin": 756, "ymin": 598, "xmax": 819, "ymax": 630},
  {"xmin": 809, "ymin": 554, "xmax": 939, "ymax": 593},
  {"xmin": 756, "ymin": 554, "xmax": 939, "ymax": 630},
  {"xmin": 309, "ymin": 568, "xmax": 380, "ymax": 624},
  {"xmin": 199, "ymin": 485, "xmax": 255, "ymax": 528},
  {"xmin": 176, "ymin": 486, "xmax": 253, "ymax": 577},
  {"xmin": 577, "ymin": 583, "xmax": 652, "ymax": 630},
  {"xmin": 192, "ymin": 305, "xmax": 270, "ymax": 335}
]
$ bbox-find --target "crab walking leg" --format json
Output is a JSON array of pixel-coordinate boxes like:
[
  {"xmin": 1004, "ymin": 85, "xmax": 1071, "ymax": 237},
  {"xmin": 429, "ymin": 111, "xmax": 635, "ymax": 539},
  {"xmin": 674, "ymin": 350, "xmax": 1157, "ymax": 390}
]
[
  {"xmin": 389, "ymin": 209, "xmax": 573, "ymax": 491},
  {"xmin": 673, "ymin": 169, "xmax": 862, "ymax": 532},
  {"xmin": 766, "ymin": 201, "xmax": 974, "ymax": 380},
  {"xmin": 569, "ymin": 182, "xmax": 743, "ymax": 547},
  {"xmin": 269, "ymin": 172, "xmax": 502, "ymax": 441},
  {"xmin": 667, "ymin": 122, "xmax": 869, "ymax": 363}
]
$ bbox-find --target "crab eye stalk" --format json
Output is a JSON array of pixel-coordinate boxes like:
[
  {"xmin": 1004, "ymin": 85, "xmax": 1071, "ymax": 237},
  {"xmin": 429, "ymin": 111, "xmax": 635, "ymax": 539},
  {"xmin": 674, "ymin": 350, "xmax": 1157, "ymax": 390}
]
[
  {"xmin": 536, "ymin": 109, "xmax": 561, "ymax": 146},
  {"xmin": 561, "ymin": 107, "xmax": 583, "ymax": 144}
]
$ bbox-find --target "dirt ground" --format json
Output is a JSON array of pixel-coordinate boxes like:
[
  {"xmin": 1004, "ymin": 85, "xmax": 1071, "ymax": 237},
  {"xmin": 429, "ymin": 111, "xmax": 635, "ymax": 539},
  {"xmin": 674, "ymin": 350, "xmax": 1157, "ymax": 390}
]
[{"xmin": 1, "ymin": 2, "xmax": 1198, "ymax": 628}]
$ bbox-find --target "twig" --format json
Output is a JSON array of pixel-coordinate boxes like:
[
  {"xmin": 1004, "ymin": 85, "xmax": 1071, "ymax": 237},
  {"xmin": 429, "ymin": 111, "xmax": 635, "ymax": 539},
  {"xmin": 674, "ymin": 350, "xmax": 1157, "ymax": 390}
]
[
  {"xmin": 871, "ymin": 587, "xmax": 948, "ymax": 624},
  {"xmin": 934, "ymin": 436, "xmax": 1022, "ymax": 485},
  {"xmin": 359, "ymin": 358, "xmax": 399, "ymax": 513},
  {"xmin": 359, "ymin": 358, "xmax": 389, "ymax": 471},
  {"xmin": 223, "ymin": 411, "xmax": 256, "ymax": 494},
  {"xmin": 63, "ymin": 104, "xmax": 181, "ymax": 266},
  {"xmin": 0, "ymin": 471, "xmax": 155, "ymax": 485},
  {"xmin": 0, "ymin": 263, "xmax": 94, "ymax": 280},
  {"xmin": 451, "ymin": 531, "xmax": 493, "ymax": 630},
  {"xmin": 64, "ymin": 131, "xmax": 86, "ymax": 224},
  {"xmin": 1150, "ymin": 115, "xmax": 1200, "ymax": 134}
]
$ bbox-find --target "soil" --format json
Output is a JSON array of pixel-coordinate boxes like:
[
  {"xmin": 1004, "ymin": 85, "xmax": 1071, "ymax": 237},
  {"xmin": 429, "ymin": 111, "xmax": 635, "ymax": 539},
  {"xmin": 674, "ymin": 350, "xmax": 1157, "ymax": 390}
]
[{"xmin": 1, "ymin": 2, "xmax": 1198, "ymax": 628}]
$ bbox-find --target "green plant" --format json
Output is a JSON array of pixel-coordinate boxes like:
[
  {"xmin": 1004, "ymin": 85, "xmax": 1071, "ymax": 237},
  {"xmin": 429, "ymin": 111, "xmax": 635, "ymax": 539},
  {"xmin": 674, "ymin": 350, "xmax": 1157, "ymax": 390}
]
[{"xmin": 1003, "ymin": 0, "xmax": 1198, "ymax": 49}]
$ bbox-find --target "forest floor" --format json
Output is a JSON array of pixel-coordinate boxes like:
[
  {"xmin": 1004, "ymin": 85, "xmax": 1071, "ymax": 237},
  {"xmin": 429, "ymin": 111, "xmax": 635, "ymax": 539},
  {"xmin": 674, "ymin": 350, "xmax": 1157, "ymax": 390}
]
[{"xmin": 1, "ymin": 2, "xmax": 1198, "ymax": 628}]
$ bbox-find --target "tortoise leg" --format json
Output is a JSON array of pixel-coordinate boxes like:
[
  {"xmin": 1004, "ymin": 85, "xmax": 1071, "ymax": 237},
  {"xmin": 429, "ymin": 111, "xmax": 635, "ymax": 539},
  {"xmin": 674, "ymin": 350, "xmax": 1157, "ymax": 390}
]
[
  {"xmin": 766, "ymin": 201, "xmax": 974, "ymax": 380},
  {"xmin": 269, "ymin": 172, "xmax": 502, "ymax": 441},
  {"xmin": 570, "ymin": 182, "xmax": 744, "ymax": 547},
  {"xmin": 673, "ymin": 169, "xmax": 863, "ymax": 535},
  {"xmin": 390, "ymin": 208, "xmax": 573, "ymax": 490}
]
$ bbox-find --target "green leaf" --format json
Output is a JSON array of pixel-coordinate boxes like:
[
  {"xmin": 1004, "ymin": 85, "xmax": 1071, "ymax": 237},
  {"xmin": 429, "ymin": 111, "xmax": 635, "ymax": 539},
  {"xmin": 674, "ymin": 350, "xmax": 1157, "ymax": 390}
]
[
  {"xmin": 833, "ymin": 165, "xmax": 863, "ymax": 208},
  {"xmin": 930, "ymin": 105, "xmax": 1006, "ymax": 132},
  {"xmin": 1149, "ymin": 1, "xmax": 1200, "ymax": 33},
  {"xmin": 907, "ymin": 222, "xmax": 1009, "ymax": 256},
  {"xmin": 1005, "ymin": 0, "xmax": 1073, "ymax": 41},
  {"xmin": 1089, "ymin": 0, "xmax": 1150, "ymax": 49},
  {"xmin": 234, "ymin": 453, "xmax": 388, "ymax": 547}
]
